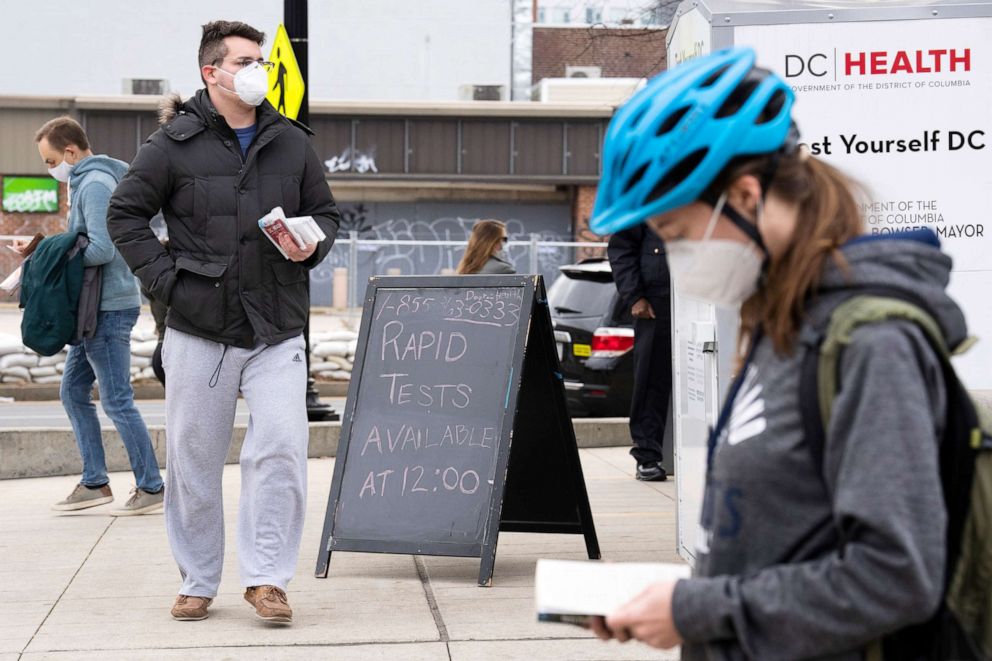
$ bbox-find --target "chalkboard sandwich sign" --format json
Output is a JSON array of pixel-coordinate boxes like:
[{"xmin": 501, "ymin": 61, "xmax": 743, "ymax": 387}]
[{"xmin": 315, "ymin": 274, "xmax": 600, "ymax": 586}]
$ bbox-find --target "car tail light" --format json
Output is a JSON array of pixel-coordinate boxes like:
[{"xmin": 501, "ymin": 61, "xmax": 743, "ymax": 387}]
[{"xmin": 590, "ymin": 327, "xmax": 635, "ymax": 358}]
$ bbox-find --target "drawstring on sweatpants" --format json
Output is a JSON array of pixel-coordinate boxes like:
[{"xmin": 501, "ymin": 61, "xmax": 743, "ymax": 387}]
[{"xmin": 208, "ymin": 345, "xmax": 229, "ymax": 389}]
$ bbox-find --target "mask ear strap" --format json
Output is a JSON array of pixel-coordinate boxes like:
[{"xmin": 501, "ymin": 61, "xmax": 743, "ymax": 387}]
[
  {"xmin": 723, "ymin": 202, "xmax": 769, "ymax": 260},
  {"xmin": 700, "ymin": 190, "xmax": 769, "ymax": 260},
  {"xmin": 211, "ymin": 67, "xmax": 237, "ymax": 96},
  {"xmin": 702, "ymin": 192, "xmax": 727, "ymax": 242}
]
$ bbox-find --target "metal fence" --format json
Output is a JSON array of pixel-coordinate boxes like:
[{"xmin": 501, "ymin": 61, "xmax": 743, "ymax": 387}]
[{"xmin": 310, "ymin": 233, "xmax": 609, "ymax": 307}]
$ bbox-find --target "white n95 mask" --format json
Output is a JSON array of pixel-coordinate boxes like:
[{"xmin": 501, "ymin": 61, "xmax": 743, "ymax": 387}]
[
  {"xmin": 219, "ymin": 63, "xmax": 269, "ymax": 106},
  {"xmin": 665, "ymin": 193, "xmax": 764, "ymax": 308}
]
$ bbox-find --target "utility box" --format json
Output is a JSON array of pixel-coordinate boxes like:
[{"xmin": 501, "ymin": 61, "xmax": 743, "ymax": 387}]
[{"xmin": 666, "ymin": 0, "xmax": 992, "ymax": 564}]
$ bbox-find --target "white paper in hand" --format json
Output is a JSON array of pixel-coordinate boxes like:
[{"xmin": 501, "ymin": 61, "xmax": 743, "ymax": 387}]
[{"xmin": 535, "ymin": 559, "xmax": 690, "ymax": 625}]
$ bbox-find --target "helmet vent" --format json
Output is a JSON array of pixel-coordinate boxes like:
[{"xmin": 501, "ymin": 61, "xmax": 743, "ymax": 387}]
[
  {"xmin": 627, "ymin": 104, "xmax": 649, "ymax": 130},
  {"xmin": 756, "ymin": 89, "xmax": 787, "ymax": 125},
  {"xmin": 699, "ymin": 64, "xmax": 731, "ymax": 89},
  {"xmin": 656, "ymin": 106, "xmax": 691, "ymax": 137},
  {"xmin": 715, "ymin": 77, "xmax": 760, "ymax": 119},
  {"xmin": 622, "ymin": 162, "xmax": 650, "ymax": 195},
  {"xmin": 645, "ymin": 148, "xmax": 708, "ymax": 204}
]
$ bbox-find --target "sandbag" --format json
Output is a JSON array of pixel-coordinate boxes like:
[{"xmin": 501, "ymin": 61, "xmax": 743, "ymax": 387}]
[
  {"xmin": 1, "ymin": 366, "xmax": 31, "ymax": 381},
  {"xmin": 37, "ymin": 354, "xmax": 65, "ymax": 367},
  {"xmin": 131, "ymin": 340, "xmax": 159, "ymax": 358},
  {"xmin": 322, "ymin": 355, "xmax": 353, "ymax": 371},
  {"xmin": 317, "ymin": 369, "xmax": 352, "ymax": 381},
  {"xmin": 0, "ymin": 353, "xmax": 38, "ymax": 370},
  {"xmin": 130, "ymin": 326, "xmax": 158, "ymax": 343},
  {"xmin": 0, "ymin": 335, "xmax": 24, "ymax": 355},
  {"xmin": 313, "ymin": 341, "xmax": 349, "ymax": 358}
]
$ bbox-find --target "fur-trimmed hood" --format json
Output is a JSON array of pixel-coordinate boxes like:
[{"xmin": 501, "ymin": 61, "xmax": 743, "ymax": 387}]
[{"xmin": 158, "ymin": 92, "xmax": 186, "ymax": 125}]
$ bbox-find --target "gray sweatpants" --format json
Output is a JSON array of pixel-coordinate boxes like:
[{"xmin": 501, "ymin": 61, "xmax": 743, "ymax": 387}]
[{"xmin": 162, "ymin": 328, "xmax": 309, "ymax": 598}]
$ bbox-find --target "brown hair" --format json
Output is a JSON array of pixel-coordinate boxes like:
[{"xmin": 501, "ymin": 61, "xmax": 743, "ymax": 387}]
[
  {"xmin": 34, "ymin": 116, "xmax": 89, "ymax": 151},
  {"xmin": 723, "ymin": 153, "xmax": 864, "ymax": 358},
  {"xmin": 457, "ymin": 220, "xmax": 507, "ymax": 274},
  {"xmin": 198, "ymin": 20, "xmax": 266, "ymax": 81}
]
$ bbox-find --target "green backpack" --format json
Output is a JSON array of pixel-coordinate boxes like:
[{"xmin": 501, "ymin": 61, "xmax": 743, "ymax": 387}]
[
  {"xmin": 800, "ymin": 290, "xmax": 992, "ymax": 661},
  {"xmin": 19, "ymin": 232, "xmax": 87, "ymax": 357}
]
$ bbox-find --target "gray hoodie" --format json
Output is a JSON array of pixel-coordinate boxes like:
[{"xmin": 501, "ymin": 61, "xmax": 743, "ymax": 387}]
[
  {"xmin": 673, "ymin": 233, "xmax": 965, "ymax": 660},
  {"xmin": 68, "ymin": 155, "xmax": 141, "ymax": 311}
]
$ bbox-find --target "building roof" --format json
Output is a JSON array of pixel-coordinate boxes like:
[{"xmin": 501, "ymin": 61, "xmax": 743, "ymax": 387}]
[
  {"xmin": 671, "ymin": 0, "xmax": 992, "ymax": 30},
  {"xmin": 0, "ymin": 95, "xmax": 617, "ymax": 119}
]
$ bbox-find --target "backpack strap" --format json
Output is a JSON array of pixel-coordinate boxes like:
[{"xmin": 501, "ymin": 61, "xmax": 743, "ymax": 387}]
[
  {"xmin": 798, "ymin": 323, "xmax": 828, "ymax": 475},
  {"xmin": 817, "ymin": 295, "xmax": 949, "ymax": 426}
]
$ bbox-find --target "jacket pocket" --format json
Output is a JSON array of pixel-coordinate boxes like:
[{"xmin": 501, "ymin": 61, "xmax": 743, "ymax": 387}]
[
  {"xmin": 272, "ymin": 261, "xmax": 308, "ymax": 331},
  {"xmin": 171, "ymin": 256, "xmax": 229, "ymax": 333}
]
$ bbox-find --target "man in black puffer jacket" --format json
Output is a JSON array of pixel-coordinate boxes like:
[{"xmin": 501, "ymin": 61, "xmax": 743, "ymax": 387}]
[{"xmin": 107, "ymin": 20, "xmax": 340, "ymax": 625}]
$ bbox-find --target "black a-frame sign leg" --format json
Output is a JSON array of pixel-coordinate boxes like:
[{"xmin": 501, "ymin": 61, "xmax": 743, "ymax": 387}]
[
  {"xmin": 478, "ymin": 537, "xmax": 497, "ymax": 588},
  {"xmin": 480, "ymin": 280, "xmax": 599, "ymax": 587}
]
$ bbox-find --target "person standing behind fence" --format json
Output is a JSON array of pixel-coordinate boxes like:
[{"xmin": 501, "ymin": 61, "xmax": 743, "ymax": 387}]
[
  {"xmin": 32, "ymin": 117, "xmax": 164, "ymax": 516},
  {"xmin": 457, "ymin": 219, "xmax": 516, "ymax": 274},
  {"xmin": 106, "ymin": 20, "xmax": 340, "ymax": 625}
]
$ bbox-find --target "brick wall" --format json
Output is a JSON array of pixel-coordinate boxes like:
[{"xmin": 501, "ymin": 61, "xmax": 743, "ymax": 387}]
[
  {"xmin": 533, "ymin": 26, "xmax": 668, "ymax": 85},
  {"xmin": 0, "ymin": 182, "xmax": 68, "ymax": 290},
  {"xmin": 572, "ymin": 184, "xmax": 608, "ymax": 260}
]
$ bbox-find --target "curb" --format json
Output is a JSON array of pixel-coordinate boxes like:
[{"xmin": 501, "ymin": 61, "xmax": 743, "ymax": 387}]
[
  {"xmin": 0, "ymin": 381, "xmax": 351, "ymax": 402},
  {"xmin": 0, "ymin": 417, "xmax": 633, "ymax": 480}
]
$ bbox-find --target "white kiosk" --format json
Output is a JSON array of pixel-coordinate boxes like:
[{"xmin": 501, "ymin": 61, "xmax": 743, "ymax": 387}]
[{"xmin": 667, "ymin": 0, "xmax": 992, "ymax": 564}]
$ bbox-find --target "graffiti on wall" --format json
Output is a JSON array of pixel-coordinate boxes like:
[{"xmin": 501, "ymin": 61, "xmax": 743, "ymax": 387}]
[{"xmin": 324, "ymin": 147, "xmax": 379, "ymax": 174}]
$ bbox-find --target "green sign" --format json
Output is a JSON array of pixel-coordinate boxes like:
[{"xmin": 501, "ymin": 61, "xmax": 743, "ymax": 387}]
[{"xmin": 2, "ymin": 176, "xmax": 58, "ymax": 213}]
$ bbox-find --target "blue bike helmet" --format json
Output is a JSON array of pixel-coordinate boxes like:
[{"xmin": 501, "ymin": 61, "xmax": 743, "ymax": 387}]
[{"xmin": 590, "ymin": 47, "xmax": 797, "ymax": 236}]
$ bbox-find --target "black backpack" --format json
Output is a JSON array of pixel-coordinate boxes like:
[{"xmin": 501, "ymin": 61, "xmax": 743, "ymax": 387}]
[{"xmin": 800, "ymin": 288, "xmax": 992, "ymax": 661}]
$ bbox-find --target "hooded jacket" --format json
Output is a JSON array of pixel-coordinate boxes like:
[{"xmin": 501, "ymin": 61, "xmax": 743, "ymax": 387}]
[
  {"xmin": 673, "ymin": 232, "xmax": 964, "ymax": 660},
  {"xmin": 67, "ymin": 155, "xmax": 141, "ymax": 311},
  {"xmin": 107, "ymin": 90, "xmax": 341, "ymax": 347}
]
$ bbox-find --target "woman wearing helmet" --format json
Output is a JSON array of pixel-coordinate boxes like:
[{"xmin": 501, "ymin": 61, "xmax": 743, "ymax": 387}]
[{"xmin": 589, "ymin": 47, "xmax": 964, "ymax": 658}]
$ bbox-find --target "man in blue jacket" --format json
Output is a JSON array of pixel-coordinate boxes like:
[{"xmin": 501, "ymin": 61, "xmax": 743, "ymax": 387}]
[
  {"xmin": 33, "ymin": 117, "xmax": 164, "ymax": 515},
  {"xmin": 607, "ymin": 225, "xmax": 672, "ymax": 481}
]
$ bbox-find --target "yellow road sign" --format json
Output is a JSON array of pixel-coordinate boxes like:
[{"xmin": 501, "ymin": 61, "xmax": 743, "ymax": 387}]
[{"xmin": 267, "ymin": 24, "xmax": 305, "ymax": 120}]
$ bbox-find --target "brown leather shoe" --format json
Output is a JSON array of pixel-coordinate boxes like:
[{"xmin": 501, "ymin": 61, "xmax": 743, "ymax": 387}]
[
  {"xmin": 171, "ymin": 595, "xmax": 212, "ymax": 621},
  {"xmin": 244, "ymin": 585, "xmax": 292, "ymax": 624}
]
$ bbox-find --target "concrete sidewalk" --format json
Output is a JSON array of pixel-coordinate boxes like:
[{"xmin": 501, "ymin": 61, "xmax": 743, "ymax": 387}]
[{"xmin": 0, "ymin": 446, "xmax": 682, "ymax": 660}]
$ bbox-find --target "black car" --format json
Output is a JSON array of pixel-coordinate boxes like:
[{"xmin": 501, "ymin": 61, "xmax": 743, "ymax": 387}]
[{"xmin": 547, "ymin": 258, "xmax": 634, "ymax": 418}]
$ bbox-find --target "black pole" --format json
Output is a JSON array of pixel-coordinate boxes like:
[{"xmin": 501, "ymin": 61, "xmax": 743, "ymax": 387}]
[
  {"xmin": 286, "ymin": 0, "xmax": 337, "ymax": 422},
  {"xmin": 285, "ymin": 0, "xmax": 308, "ymax": 125}
]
